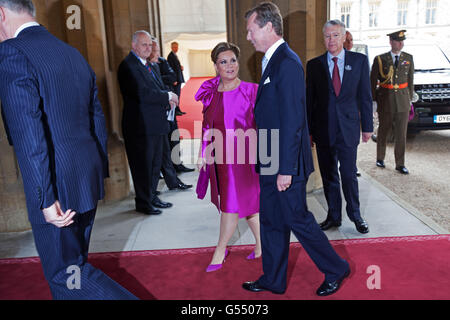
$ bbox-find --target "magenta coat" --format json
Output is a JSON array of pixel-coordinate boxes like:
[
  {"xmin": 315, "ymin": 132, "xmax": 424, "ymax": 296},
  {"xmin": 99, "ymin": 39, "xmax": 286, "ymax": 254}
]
[{"xmin": 195, "ymin": 76, "xmax": 260, "ymax": 218}]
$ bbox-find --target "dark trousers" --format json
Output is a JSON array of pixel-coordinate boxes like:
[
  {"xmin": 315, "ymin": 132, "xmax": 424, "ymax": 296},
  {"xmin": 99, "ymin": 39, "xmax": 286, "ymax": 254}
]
[
  {"xmin": 161, "ymin": 134, "xmax": 180, "ymax": 189},
  {"xmin": 316, "ymin": 130, "xmax": 361, "ymax": 223},
  {"xmin": 31, "ymin": 208, "xmax": 137, "ymax": 300},
  {"xmin": 258, "ymin": 175, "xmax": 349, "ymax": 293},
  {"xmin": 124, "ymin": 134, "xmax": 164, "ymax": 209},
  {"xmin": 174, "ymin": 83, "xmax": 183, "ymax": 112},
  {"xmin": 168, "ymin": 119, "xmax": 182, "ymax": 170}
]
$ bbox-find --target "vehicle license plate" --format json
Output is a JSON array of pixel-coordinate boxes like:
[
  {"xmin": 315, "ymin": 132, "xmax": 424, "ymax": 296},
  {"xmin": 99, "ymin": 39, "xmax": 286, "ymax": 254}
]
[{"xmin": 434, "ymin": 115, "xmax": 450, "ymax": 123}]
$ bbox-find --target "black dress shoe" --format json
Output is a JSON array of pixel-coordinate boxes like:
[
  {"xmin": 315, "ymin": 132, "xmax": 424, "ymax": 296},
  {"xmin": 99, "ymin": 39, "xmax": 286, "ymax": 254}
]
[
  {"xmin": 151, "ymin": 197, "xmax": 173, "ymax": 209},
  {"xmin": 376, "ymin": 160, "xmax": 385, "ymax": 168},
  {"xmin": 371, "ymin": 134, "xmax": 377, "ymax": 143},
  {"xmin": 320, "ymin": 219, "xmax": 342, "ymax": 231},
  {"xmin": 316, "ymin": 269, "xmax": 350, "ymax": 297},
  {"xmin": 354, "ymin": 219, "xmax": 369, "ymax": 234},
  {"xmin": 176, "ymin": 165, "xmax": 195, "ymax": 173},
  {"xmin": 136, "ymin": 207, "xmax": 162, "ymax": 215},
  {"xmin": 356, "ymin": 170, "xmax": 361, "ymax": 177},
  {"xmin": 169, "ymin": 182, "xmax": 193, "ymax": 191},
  {"xmin": 396, "ymin": 166, "xmax": 409, "ymax": 175},
  {"xmin": 242, "ymin": 281, "xmax": 285, "ymax": 295}
]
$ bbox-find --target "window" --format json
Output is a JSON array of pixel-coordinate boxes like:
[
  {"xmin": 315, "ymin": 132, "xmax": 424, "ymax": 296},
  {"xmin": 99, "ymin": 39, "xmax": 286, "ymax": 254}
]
[
  {"xmin": 340, "ymin": 3, "xmax": 351, "ymax": 28},
  {"xmin": 426, "ymin": 0, "xmax": 437, "ymax": 25},
  {"xmin": 397, "ymin": 0, "xmax": 408, "ymax": 26},
  {"xmin": 369, "ymin": 2, "xmax": 380, "ymax": 28}
]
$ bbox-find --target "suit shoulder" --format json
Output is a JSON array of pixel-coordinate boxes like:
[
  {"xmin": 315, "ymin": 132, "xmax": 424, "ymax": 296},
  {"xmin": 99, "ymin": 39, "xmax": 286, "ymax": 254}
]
[
  {"xmin": 306, "ymin": 56, "xmax": 320, "ymax": 65},
  {"xmin": 0, "ymin": 40, "xmax": 21, "ymax": 56},
  {"xmin": 347, "ymin": 50, "xmax": 366, "ymax": 59}
]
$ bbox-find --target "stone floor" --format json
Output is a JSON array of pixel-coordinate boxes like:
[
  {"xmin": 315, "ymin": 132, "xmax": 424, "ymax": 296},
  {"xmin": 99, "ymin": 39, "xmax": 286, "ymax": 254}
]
[{"xmin": 0, "ymin": 154, "xmax": 446, "ymax": 260}]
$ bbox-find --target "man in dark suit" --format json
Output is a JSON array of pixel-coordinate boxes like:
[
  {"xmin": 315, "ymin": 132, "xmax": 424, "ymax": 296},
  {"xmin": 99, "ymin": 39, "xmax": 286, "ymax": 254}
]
[
  {"xmin": 242, "ymin": 2, "xmax": 350, "ymax": 297},
  {"xmin": 151, "ymin": 38, "xmax": 194, "ymax": 174},
  {"xmin": 0, "ymin": 0, "xmax": 136, "ymax": 300},
  {"xmin": 167, "ymin": 41, "xmax": 186, "ymax": 116},
  {"xmin": 118, "ymin": 31, "xmax": 177, "ymax": 215},
  {"xmin": 306, "ymin": 20, "xmax": 373, "ymax": 235},
  {"xmin": 148, "ymin": 38, "xmax": 193, "ymax": 192}
]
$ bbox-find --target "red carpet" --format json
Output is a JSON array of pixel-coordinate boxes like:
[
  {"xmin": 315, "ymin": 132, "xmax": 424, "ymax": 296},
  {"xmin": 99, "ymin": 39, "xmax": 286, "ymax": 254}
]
[
  {"xmin": 177, "ymin": 77, "xmax": 212, "ymax": 139},
  {"xmin": 0, "ymin": 235, "xmax": 449, "ymax": 300}
]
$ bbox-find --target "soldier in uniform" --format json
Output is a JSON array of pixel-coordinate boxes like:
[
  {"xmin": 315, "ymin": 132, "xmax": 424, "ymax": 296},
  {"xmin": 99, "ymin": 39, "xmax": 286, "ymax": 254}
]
[{"xmin": 370, "ymin": 30, "xmax": 414, "ymax": 175}]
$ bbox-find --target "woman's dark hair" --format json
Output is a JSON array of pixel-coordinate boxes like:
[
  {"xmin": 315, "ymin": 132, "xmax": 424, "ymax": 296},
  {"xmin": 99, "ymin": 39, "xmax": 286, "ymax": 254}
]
[{"xmin": 211, "ymin": 42, "xmax": 240, "ymax": 64}]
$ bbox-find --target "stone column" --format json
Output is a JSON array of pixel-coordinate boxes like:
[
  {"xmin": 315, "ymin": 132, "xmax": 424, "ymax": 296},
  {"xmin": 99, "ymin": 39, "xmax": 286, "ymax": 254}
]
[{"xmin": 0, "ymin": 0, "xmax": 163, "ymax": 232}]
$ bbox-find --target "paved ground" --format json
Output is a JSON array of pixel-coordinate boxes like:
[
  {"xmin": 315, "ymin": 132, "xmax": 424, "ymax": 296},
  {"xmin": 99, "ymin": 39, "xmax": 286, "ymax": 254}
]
[
  {"xmin": 357, "ymin": 129, "xmax": 450, "ymax": 232},
  {"xmin": 0, "ymin": 139, "xmax": 446, "ymax": 260}
]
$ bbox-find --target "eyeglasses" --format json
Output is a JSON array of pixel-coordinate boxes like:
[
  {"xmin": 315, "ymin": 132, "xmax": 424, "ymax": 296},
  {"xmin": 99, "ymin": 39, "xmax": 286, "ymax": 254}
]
[{"xmin": 324, "ymin": 33, "xmax": 343, "ymax": 40}]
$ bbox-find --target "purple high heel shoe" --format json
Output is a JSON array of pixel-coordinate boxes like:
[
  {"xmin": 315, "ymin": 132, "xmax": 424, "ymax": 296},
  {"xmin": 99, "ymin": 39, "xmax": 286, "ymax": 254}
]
[
  {"xmin": 246, "ymin": 251, "xmax": 261, "ymax": 260},
  {"xmin": 206, "ymin": 249, "xmax": 229, "ymax": 273}
]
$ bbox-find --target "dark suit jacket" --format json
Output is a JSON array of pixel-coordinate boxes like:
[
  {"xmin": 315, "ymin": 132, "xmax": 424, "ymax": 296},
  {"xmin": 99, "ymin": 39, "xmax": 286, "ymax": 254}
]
[
  {"xmin": 255, "ymin": 42, "xmax": 314, "ymax": 180},
  {"xmin": 118, "ymin": 52, "xmax": 170, "ymax": 136},
  {"xmin": 0, "ymin": 26, "xmax": 108, "ymax": 224},
  {"xmin": 157, "ymin": 57, "xmax": 177, "ymax": 91},
  {"xmin": 167, "ymin": 51, "xmax": 185, "ymax": 84},
  {"xmin": 306, "ymin": 50, "xmax": 373, "ymax": 147}
]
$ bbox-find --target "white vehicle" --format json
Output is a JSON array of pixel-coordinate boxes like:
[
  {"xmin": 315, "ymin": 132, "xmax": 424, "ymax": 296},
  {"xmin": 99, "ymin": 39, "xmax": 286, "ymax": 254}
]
[{"xmin": 353, "ymin": 41, "xmax": 450, "ymax": 131}]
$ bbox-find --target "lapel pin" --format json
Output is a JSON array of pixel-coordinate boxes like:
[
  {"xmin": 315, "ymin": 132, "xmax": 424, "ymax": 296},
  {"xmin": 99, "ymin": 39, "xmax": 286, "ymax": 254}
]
[{"xmin": 345, "ymin": 65, "xmax": 352, "ymax": 71}]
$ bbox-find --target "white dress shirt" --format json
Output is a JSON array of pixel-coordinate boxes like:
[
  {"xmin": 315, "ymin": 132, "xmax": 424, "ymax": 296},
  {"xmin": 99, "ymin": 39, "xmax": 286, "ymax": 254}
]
[
  {"xmin": 390, "ymin": 51, "xmax": 402, "ymax": 66},
  {"xmin": 264, "ymin": 38, "xmax": 286, "ymax": 66},
  {"xmin": 14, "ymin": 21, "xmax": 40, "ymax": 38},
  {"xmin": 327, "ymin": 49, "xmax": 346, "ymax": 83}
]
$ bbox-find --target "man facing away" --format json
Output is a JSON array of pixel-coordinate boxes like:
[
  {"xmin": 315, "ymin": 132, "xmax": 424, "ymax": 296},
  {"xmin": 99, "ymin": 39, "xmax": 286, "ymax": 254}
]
[
  {"xmin": 242, "ymin": 2, "xmax": 350, "ymax": 297},
  {"xmin": 0, "ymin": 0, "xmax": 136, "ymax": 299},
  {"xmin": 370, "ymin": 30, "xmax": 414, "ymax": 175},
  {"xmin": 306, "ymin": 20, "xmax": 372, "ymax": 235}
]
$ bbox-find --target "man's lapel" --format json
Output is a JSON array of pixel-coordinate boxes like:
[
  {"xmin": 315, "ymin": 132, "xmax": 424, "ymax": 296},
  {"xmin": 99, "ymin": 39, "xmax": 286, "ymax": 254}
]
[
  {"xmin": 150, "ymin": 62, "xmax": 165, "ymax": 89},
  {"xmin": 319, "ymin": 52, "xmax": 333, "ymax": 90},
  {"xmin": 255, "ymin": 42, "xmax": 286, "ymax": 105},
  {"xmin": 133, "ymin": 56, "xmax": 161, "ymax": 89},
  {"xmin": 341, "ymin": 50, "xmax": 352, "ymax": 94}
]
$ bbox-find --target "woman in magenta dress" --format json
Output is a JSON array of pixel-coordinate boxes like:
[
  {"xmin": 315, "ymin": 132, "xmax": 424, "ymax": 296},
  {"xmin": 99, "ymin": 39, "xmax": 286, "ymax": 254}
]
[{"xmin": 195, "ymin": 42, "xmax": 261, "ymax": 272}]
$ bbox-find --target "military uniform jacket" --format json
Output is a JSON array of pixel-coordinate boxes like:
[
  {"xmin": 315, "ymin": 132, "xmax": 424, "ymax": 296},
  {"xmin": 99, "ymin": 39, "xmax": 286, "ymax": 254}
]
[{"xmin": 370, "ymin": 51, "xmax": 414, "ymax": 113}]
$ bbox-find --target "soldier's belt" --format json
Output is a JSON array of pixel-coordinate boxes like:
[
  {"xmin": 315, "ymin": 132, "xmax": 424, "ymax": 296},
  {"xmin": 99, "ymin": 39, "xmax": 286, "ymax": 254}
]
[{"xmin": 380, "ymin": 83, "xmax": 409, "ymax": 90}]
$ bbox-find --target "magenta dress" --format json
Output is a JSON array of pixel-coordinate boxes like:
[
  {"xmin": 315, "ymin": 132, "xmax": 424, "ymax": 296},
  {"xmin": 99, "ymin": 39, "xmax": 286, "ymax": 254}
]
[{"xmin": 195, "ymin": 76, "xmax": 260, "ymax": 218}]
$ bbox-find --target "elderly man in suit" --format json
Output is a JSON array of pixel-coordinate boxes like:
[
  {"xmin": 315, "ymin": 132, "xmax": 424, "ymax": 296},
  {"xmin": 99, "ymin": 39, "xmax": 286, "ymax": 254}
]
[
  {"xmin": 0, "ymin": 0, "xmax": 136, "ymax": 299},
  {"xmin": 306, "ymin": 20, "xmax": 373, "ymax": 235},
  {"xmin": 242, "ymin": 2, "xmax": 350, "ymax": 297},
  {"xmin": 118, "ymin": 31, "xmax": 178, "ymax": 215}
]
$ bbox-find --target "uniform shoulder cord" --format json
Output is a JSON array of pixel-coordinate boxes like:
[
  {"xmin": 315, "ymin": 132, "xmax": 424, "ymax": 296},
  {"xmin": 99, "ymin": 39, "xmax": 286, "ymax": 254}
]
[{"xmin": 377, "ymin": 55, "xmax": 394, "ymax": 85}]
